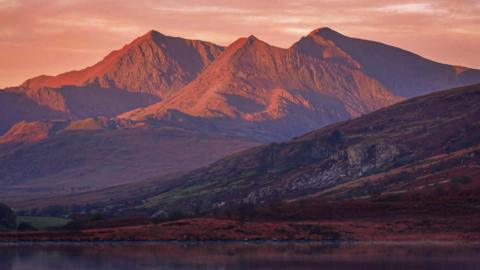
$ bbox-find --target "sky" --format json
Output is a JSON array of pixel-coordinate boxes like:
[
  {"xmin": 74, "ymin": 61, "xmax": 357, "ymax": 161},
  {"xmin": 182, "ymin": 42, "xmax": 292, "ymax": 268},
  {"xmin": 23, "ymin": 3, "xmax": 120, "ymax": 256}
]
[{"xmin": 1, "ymin": 0, "xmax": 479, "ymax": 88}]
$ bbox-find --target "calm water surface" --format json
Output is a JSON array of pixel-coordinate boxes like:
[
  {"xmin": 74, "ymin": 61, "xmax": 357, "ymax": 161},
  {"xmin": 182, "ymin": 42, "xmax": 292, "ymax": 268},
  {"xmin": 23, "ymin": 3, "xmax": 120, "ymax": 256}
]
[{"xmin": 0, "ymin": 242, "xmax": 479, "ymax": 270}]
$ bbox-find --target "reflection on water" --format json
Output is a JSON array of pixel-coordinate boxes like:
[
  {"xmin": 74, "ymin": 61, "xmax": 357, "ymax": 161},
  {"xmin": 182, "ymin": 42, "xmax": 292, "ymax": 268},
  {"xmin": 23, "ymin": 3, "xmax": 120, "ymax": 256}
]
[{"xmin": 0, "ymin": 242, "xmax": 479, "ymax": 270}]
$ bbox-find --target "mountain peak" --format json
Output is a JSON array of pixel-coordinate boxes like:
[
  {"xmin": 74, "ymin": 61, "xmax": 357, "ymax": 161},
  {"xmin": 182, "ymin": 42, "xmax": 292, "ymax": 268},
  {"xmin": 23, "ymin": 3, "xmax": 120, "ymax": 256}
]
[
  {"xmin": 247, "ymin": 35, "xmax": 259, "ymax": 41},
  {"xmin": 308, "ymin": 27, "xmax": 342, "ymax": 38},
  {"xmin": 234, "ymin": 35, "xmax": 262, "ymax": 44},
  {"xmin": 137, "ymin": 29, "xmax": 167, "ymax": 43},
  {"xmin": 225, "ymin": 35, "xmax": 272, "ymax": 55}
]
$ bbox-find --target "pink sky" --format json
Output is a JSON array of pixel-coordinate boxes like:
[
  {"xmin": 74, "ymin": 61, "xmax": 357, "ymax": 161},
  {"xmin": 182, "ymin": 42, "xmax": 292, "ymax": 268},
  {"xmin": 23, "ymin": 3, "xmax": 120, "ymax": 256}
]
[{"xmin": 1, "ymin": 0, "xmax": 479, "ymax": 88}]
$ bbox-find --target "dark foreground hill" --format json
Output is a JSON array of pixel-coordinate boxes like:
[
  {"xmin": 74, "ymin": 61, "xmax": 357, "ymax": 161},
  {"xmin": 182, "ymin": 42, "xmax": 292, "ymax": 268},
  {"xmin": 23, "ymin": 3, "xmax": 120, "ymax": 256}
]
[
  {"xmin": 4, "ymin": 83, "xmax": 480, "ymax": 242},
  {"xmin": 16, "ymin": 83, "xmax": 480, "ymax": 220},
  {"xmin": 115, "ymin": 83, "xmax": 478, "ymax": 218}
]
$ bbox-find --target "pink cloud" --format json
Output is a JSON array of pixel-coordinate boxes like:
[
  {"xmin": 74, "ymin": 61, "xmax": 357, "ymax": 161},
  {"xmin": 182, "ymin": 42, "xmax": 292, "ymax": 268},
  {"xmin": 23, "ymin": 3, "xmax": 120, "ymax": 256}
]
[{"xmin": 0, "ymin": 0, "xmax": 479, "ymax": 87}]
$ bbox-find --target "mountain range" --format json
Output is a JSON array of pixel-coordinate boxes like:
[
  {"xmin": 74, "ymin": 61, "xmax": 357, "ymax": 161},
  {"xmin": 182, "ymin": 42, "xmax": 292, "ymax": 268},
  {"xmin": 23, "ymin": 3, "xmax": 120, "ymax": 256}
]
[
  {"xmin": 2, "ymin": 28, "xmax": 480, "ymax": 136},
  {"xmin": 1, "ymin": 27, "xmax": 480, "ymax": 205},
  {"xmin": 0, "ymin": 31, "xmax": 223, "ymax": 134}
]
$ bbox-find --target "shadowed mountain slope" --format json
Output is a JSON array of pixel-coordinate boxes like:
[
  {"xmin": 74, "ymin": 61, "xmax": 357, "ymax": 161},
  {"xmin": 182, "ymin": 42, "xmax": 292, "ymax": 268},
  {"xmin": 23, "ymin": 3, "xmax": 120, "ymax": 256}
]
[
  {"xmin": 0, "ymin": 86, "xmax": 159, "ymax": 134},
  {"xmin": 0, "ymin": 121, "xmax": 258, "ymax": 203},
  {"xmin": 293, "ymin": 28, "xmax": 480, "ymax": 97}
]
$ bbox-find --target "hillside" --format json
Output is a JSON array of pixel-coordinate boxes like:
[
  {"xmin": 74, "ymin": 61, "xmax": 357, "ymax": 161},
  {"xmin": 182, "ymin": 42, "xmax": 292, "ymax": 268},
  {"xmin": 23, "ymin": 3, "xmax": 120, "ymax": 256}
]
[
  {"xmin": 14, "ymin": 84, "xmax": 480, "ymax": 219},
  {"xmin": 118, "ymin": 83, "xmax": 480, "ymax": 216},
  {"xmin": 0, "ymin": 122, "xmax": 258, "ymax": 204}
]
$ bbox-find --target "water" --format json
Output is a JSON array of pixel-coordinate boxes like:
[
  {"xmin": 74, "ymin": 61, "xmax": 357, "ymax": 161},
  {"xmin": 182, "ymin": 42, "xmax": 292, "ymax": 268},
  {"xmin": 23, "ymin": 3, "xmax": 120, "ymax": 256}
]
[{"xmin": 0, "ymin": 242, "xmax": 479, "ymax": 270}]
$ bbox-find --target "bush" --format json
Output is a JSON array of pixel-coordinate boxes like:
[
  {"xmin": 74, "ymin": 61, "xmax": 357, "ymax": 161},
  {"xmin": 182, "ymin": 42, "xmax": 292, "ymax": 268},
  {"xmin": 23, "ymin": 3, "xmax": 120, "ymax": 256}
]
[
  {"xmin": 452, "ymin": 176, "xmax": 471, "ymax": 185},
  {"xmin": 0, "ymin": 203, "xmax": 16, "ymax": 230},
  {"xmin": 89, "ymin": 213, "xmax": 104, "ymax": 221},
  {"xmin": 17, "ymin": 222, "xmax": 37, "ymax": 231},
  {"xmin": 435, "ymin": 186, "xmax": 446, "ymax": 196},
  {"xmin": 330, "ymin": 130, "xmax": 343, "ymax": 144}
]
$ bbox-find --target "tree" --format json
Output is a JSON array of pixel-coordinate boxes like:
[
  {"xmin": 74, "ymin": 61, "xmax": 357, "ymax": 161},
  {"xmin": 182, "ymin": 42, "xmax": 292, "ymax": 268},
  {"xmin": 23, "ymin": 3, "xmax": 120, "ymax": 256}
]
[
  {"xmin": 17, "ymin": 222, "xmax": 37, "ymax": 231},
  {"xmin": 330, "ymin": 130, "xmax": 343, "ymax": 144},
  {"xmin": 0, "ymin": 203, "xmax": 16, "ymax": 230}
]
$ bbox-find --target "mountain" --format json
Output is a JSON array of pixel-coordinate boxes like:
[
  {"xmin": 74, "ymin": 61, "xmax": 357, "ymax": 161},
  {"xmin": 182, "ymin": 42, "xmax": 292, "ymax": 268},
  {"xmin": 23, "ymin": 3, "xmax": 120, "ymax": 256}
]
[
  {"xmin": 122, "ymin": 35, "xmax": 401, "ymax": 141},
  {"xmin": 3, "ymin": 27, "xmax": 480, "ymax": 137},
  {"xmin": 0, "ymin": 31, "xmax": 223, "ymax": 134},
  {"xmin": 20, "ymin": 30, "xmax": 224, "ymax": 97},
  {"xmin": 121, "ymin": 28, "xmax": 480, "ymax": 141},
  {"xmin": 293, "ymin": 28, "xmax": 480, "ymax": 97},
  {"xmin": 101, "ymin": 83, "xmax": 479, "ymax": 216}
]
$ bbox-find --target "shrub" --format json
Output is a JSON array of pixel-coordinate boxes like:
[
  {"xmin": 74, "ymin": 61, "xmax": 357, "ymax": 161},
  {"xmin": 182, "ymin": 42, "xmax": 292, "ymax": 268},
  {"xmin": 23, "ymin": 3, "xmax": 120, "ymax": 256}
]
[
  {"xmin": 17, "ymin": 222, "xmax": 37, "ymax": 231},
  {"xmin": 451, "ymin": 176, "xmax": 472, "ymax": 185},
  {"xmin": 0, "ymin": 203, "xmax": 16, "ymax": 230},
  {"xmin": 89, "ymin": 213, "xmax": 104, "ymax": 221},
  {"xmin": 330, "ymin": 130, "xmax": 343, "ymax": 144}
]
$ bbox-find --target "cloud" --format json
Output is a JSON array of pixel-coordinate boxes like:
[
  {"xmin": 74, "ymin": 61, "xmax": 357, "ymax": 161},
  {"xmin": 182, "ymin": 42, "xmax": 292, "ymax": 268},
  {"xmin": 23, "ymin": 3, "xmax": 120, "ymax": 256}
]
[
  {"xmin": 371, "ymin": 3, "xmax": 440, "ymax": 14},
  {"xmin": 39, "ymin": 16, "xmax": 141, "ymax": 34},
  {"xmin": 0, "ymin": 0, "xmax": 479, "ymax": 88}
]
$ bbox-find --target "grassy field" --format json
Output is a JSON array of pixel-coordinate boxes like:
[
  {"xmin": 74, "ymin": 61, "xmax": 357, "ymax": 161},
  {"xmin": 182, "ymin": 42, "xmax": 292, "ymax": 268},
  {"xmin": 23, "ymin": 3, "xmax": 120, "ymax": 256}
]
[{"xmin": 17, "ymin": 216, "xmax": 70, "ymax": 230}]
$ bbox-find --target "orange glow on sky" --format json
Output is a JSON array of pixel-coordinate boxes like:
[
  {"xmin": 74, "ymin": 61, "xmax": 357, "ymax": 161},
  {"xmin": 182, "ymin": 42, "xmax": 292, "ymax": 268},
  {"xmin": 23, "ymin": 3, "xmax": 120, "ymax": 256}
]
[{"xmin": 1, "ymin": 0, "xmax": 479, "ymax": 88}]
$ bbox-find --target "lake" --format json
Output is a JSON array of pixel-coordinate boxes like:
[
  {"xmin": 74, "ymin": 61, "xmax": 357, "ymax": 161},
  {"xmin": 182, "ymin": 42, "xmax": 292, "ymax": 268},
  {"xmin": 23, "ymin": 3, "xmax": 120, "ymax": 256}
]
[{"xmin": 0, "ymin": 242, "xmax": 479, "ymax": 270}]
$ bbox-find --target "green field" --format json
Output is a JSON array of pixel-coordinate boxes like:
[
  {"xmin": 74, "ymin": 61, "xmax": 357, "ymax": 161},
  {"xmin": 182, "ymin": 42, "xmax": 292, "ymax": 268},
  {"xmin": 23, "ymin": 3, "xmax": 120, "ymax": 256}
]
[{"xmin": 17, "ymin": 216, "xmax": 71, "ymax": 230}]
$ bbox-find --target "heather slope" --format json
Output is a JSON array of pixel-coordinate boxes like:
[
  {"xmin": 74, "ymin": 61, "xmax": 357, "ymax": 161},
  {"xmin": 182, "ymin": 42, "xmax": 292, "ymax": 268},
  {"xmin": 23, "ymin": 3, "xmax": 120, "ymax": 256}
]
[
  {"xmin": 15, "ymin": 84, "xmax": 480, "ymax": 216},
  {"xmin": 127, "ymin": 83, "xmax": 480, "ymax": 215},
  {"xmin": 0, "ymin": 122, "xmax": 258, "ymax": 203}
]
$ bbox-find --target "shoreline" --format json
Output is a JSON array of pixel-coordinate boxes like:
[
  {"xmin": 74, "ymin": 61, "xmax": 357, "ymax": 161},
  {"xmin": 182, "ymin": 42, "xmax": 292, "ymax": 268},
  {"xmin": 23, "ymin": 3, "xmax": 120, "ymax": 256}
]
[{"xmin": 1, "ymin": 217, "xmax": 480, "ymax": 243}]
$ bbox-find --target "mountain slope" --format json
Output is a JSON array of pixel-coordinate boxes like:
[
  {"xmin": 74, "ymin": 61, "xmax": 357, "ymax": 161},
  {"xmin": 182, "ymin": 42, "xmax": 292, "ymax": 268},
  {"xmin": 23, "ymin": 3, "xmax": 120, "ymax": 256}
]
[
  {"xmin": 0, "ymin": 122, "xmax": 258, "ymax": 203},
  {"xmin": 122, "ymin": 35, "xmax": 400, "ymax": 141},
  {"xmin": 0, "ymin": 89, "xmax": 66, "ymax": 135},
  {"xmin": 0, "ymin": 86, "xmax": 158, "ymax": 134},
  {"xmin": 20, "ymin": 30, "xmax": 224, "ymax": 97},
  {"xmin": 292, "ymin": 28, "xmax": 480, "ymax": 97},
  {"xmin": 123, "ymin": 83, "xmax": 480, "ymax": 216}
]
